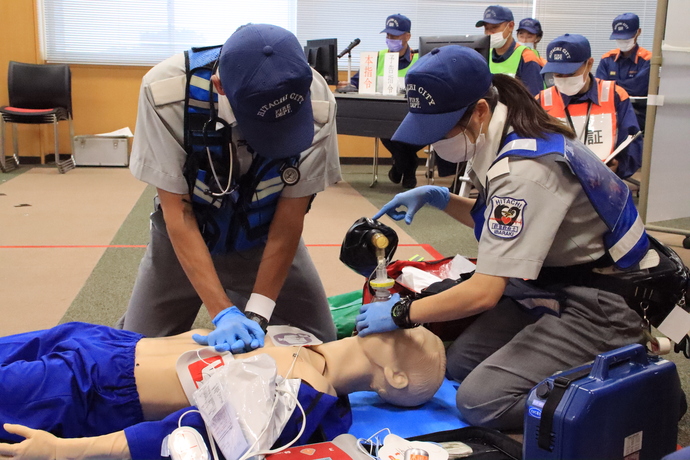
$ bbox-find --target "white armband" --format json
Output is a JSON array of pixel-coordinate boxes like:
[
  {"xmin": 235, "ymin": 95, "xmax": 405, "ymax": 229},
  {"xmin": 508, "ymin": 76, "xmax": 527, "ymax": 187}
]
[{"xmin": 245, "ymin": 293, "xmax": 276, "ymax": 320}]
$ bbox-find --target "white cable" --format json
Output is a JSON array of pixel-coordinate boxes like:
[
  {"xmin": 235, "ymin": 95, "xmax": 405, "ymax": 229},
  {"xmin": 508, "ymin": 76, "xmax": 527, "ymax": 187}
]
[
  {"xmin": 236, "ymin": 347, "xmax": 305, "ymax": 460},
  {"xmin": 177, "ymin": 409, "xmax": 202, "ymax": 428},
  {"xmin": 356, "ymin": 428, "xmax": 391, "ymax": 460},
  {"xmin": 237, "ymin": 389, "xmax": 307, "ymax": 460}
]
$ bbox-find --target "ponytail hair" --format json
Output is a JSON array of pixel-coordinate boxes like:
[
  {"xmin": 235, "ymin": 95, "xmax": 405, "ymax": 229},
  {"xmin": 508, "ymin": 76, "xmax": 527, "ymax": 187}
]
[{"xmin": 487, "ymin": 74, "xmax": 575, "ymax": 139}]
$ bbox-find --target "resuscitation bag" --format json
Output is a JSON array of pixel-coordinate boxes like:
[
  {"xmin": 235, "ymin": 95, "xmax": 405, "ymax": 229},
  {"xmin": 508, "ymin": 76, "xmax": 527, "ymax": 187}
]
[
  {"xmin": 193, "ymin": 354, "xmax": 300, "ymax": 460},
  {"xmin": 340, "ymin": 217, "xmax": 399, "ymax": 278}
]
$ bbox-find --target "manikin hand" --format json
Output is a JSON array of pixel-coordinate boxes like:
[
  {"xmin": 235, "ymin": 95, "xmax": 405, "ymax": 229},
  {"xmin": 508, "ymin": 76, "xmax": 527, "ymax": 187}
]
[
  {"xmin": 0, "ymin": 424, "xmax": 59, "ymax": 460},
  {"xmin": 373, "ymin": 185, "xmax": 451, "ymax": 224},
  {"xmin": 355, "ymin": 293, "xmax": 401, "ymax": 337},
  {"xmin": 0, "ymin": 424, "xmax": 129, "ymax": 460},
  {"xmin": 193, "ymin": 306, "xmax": 265, "ymax": 353}
]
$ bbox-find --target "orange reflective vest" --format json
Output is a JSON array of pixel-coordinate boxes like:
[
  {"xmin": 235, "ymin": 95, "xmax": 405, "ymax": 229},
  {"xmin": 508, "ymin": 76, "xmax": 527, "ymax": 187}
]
[{"xmin": 539, "ymin": 79, "xmax": 617, "ymax": 161}]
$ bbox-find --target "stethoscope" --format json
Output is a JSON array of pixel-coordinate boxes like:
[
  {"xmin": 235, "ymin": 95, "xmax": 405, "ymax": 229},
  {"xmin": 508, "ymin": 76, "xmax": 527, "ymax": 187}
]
[{"xmin": 202, "ymin": 59, "xmax": 301, "ymax": 197}]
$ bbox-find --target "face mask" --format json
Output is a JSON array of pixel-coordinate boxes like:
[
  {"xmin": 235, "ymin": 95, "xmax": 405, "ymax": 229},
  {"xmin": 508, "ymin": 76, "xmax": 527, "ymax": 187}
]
[
  {"xmin": 616, "ymin": 38, "xmax": 636, "ymax": 53},
  {"xmin": 433, "ymin": 122, "xmax": 485, "ymax": 163},
  {"xmin": 518, "ymin": 41, "xmax": 535, "ymax": 49},
  {"xmin": 490, "ymin": 30, "xmax": 508, "ymax": 49},
  {"xmin": 554, "ymin": 73, "xmax": 587, "ymax": 96},
  {"xmin": 386, "ymin": 39, "xmax": 403, "ymax": 52}
]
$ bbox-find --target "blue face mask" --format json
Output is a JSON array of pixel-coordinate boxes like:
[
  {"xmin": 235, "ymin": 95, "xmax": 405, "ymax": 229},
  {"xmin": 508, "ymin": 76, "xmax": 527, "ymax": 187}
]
[{"xmin": 386, "ymin": 38, "xmax": 403, "ymax": 52}]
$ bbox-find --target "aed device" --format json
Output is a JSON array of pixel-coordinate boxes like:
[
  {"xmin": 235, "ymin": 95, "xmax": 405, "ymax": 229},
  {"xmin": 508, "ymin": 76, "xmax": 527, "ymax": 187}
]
[{"xmin": 523, "ymin": 344, "xmax": 682, "ymax": 460}]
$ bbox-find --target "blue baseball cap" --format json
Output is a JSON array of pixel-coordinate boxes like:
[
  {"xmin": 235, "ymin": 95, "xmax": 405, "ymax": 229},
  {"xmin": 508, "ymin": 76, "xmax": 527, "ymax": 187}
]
[
  {"xmin": 219, "ymin": 24, "xmax": 314, "ymax": 159},
  {"xmin": 517, "ymin": 18, "xmax": 543, "ymax": 36},
  {"xmin": 391, "ymin": 46, "xmax": 493, "ymax": 146},
  {"xmin": 381, "ymin": 14, "xmax": 411, "ymax": 35},
  {"xmin": 610, "ymin": 13, "xmax": 640, "ymax": 40},
  {"xmin": 476, "ymin": 5, "xmax": 514, "ymax": 27},
  {"xmin": 541, "ymin": 34, "xmax": 592, "ymax": 75}
]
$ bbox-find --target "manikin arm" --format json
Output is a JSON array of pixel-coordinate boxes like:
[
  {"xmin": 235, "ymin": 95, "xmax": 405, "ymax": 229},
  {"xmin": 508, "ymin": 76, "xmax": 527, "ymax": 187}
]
[{"xmin": 0, "ymin": 424, "xmax": 129, "ymax": 460}]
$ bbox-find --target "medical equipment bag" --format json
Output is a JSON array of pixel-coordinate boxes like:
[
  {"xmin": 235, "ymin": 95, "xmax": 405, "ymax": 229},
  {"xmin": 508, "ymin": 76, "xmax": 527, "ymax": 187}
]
[
  {"xmin": 410, "ymin": 426, "xmax": 522, "ymax": 460},
  {"xmin": 523, "ymin": 344, "xmax": 682, "ymax": 460}
]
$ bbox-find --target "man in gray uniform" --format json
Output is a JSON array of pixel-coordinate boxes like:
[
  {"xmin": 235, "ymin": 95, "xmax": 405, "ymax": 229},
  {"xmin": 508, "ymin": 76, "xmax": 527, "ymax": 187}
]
[{"xmin": 120, "ymin": 24, "xmax": 341, "ymax": 353}]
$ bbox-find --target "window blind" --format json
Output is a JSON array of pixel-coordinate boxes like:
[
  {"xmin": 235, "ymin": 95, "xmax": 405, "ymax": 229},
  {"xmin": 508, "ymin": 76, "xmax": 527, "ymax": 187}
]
[
  {"xmin": 533, "ymin": 0, "xmax": 657, "ymax": 68},
  {"xmin": 42, "ymin": 0, "xmax": 296, "ymax": 66}
]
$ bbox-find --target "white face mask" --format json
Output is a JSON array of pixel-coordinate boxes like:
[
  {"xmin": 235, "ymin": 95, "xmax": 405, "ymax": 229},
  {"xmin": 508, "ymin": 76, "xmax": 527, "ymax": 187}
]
[
  {"xmin": 490, "ymin": 29, "xmax": 508, "ymax": 49},
  {"xmin": 518, "ymin": 41, "xmax": 535, "ymax": 49},
  {"xmin": 433, "ymin": 122, "xmax": 485, "ymax": 164},
  {"xmin": 616, "ymin": 38, "xmax": 636, "ymax": 53},
  {"xmin": 554, "ymin": 73, "xmax": 587, "ymax": 97}
]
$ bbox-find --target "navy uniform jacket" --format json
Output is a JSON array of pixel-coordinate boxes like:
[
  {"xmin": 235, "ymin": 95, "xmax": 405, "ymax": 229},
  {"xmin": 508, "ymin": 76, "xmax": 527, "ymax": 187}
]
[{"xmin": 596, "ymin": 44, "xmax": 651, "ymax": 97}]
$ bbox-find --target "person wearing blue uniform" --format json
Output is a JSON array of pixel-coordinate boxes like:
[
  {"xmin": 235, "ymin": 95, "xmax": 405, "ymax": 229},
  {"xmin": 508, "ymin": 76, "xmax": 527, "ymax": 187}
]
[
  {"xmin": 354, "ymin": 45, "xmax": 652, "ymax": 430},
  {"xmin": 516, "ymin": 18, "xmax": 544, "ymax": 61},
  {"xmin": 476, "ymin": 5, "xmax": 544, "ymax": 96},
  {"xmin": 596, "ymin": 13, "xmax": 651, "ymax": 130},
  {"xmin": 0, "ymin": 322, "xmax": 445, "ymax": 460},
  {"xmin": 537, "ymin": 34, "xmax": 643, "ymax": 179},
  {"xmin": 351, "ymin": 14, "xmax": 423, "ymax": 189},
  {"xmin": 119, "ymin": 24, "xmax": 342, "ymax": 353}
]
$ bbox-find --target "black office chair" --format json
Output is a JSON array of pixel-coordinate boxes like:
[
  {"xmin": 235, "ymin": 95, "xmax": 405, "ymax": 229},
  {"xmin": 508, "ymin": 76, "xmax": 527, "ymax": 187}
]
[{"xmin": 0, "ymin": 61, "xmax": 76, "ymax": 173}]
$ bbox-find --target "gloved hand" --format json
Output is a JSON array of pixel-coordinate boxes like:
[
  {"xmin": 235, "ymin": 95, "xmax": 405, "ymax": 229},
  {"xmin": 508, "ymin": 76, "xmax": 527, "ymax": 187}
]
[
  {"xmin": 373, "ymin": 185, "xmax": 451, "ymax": 224},
  {"xmin": 355, "ymin": 293, "xmax": 401, "ymax": 337},
  {"xmin": 192, "ymin": 306, "xmax": 265, "ymax": 353}
]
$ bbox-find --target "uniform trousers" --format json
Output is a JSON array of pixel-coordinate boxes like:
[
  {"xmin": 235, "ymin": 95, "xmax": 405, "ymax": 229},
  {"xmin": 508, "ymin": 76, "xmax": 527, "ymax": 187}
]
[
  {"xmin": 446, "ymin": 285, "xmax": 643, "ymax": 430},
  {"xmin": 119, "ymin": 209, "xmax": 337, "ymax": 341}
]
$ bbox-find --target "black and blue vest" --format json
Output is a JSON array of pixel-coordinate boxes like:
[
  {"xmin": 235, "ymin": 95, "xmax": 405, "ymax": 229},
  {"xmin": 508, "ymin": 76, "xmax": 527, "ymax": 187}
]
[
  {"xmin": 183, "ymin": 46, "xmax": 299, "ymax": 254},
  {"xmin": 470, "ymin": 131, "xmax": 649, "ymax": 270}
]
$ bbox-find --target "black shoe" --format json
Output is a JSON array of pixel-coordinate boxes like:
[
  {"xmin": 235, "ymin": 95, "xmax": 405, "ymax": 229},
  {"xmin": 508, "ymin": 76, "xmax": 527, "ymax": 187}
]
[
  {"xmin": 402, "ymin": 173, "xmax": 417, "ymax": 189},
  {"xmin": 388, "ymin": 167, "xmax": 402, "ymax": 184}
]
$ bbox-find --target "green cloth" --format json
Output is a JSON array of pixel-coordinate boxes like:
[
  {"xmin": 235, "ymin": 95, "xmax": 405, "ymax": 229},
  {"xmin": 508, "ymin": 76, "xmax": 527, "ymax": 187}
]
[{"xmin": 328, "ymin": 290, "xmax": 363, "ymax": 339}]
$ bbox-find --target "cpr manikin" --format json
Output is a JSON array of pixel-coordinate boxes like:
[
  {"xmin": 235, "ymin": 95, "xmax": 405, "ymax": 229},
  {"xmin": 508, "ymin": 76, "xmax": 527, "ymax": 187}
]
[{"xmin": 0, "ymin": 324, "xmax": 445, "ymax": 460}]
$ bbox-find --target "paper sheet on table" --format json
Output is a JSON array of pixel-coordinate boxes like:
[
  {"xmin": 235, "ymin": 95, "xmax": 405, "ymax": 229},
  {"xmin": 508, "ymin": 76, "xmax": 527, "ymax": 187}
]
[{"xmin": 94, "ymin": 127, "xmax": 134, "ymax": 137}]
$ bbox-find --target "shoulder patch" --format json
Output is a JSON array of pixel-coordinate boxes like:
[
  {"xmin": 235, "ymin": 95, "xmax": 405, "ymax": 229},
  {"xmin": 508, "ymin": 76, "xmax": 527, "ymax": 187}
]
[
  {"xmin": 488, "ymin": 196, "xmax": 526, "ymax": 239},
  {"xmin": 601, "ymin": 49, "xmax": 619, "ymax": 59}
]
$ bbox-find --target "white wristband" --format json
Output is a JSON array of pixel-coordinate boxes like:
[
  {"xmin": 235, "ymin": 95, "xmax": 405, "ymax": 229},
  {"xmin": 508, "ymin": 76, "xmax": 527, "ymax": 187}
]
[{"xmin": 245, "ymin": 293, "xmax": 276, "ymax": 320}]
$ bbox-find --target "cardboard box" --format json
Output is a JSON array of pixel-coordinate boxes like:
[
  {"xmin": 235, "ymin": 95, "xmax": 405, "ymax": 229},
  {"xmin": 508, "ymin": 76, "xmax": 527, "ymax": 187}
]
[{"xmin": 73, "ymin": 135, "xmax": 130, "ymax": 167}]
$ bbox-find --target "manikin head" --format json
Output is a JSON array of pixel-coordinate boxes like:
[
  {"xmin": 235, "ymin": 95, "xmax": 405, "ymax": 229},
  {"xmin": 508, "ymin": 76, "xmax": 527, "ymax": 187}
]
[{"xmin": 359, "ymin": 327, "xmax": 446, "ymax": 407}]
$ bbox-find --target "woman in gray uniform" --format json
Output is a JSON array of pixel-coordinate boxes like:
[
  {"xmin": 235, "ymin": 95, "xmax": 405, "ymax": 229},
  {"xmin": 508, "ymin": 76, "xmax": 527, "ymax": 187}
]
[{"xmin": 355, "ymin": 45, "xmax": 650, "ymax": 430}]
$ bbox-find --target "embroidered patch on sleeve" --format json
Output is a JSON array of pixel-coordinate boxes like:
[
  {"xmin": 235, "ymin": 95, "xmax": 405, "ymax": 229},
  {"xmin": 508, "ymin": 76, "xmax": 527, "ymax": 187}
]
[{"xmin": 488, "ymin": 196, "xmax": 526, "ymax": 239}]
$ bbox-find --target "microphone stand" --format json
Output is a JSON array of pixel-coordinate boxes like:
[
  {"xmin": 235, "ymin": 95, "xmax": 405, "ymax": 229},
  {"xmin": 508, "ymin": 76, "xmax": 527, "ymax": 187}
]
[{"xmin": 336, "ymin": 50, "xmax": 358, "ymax": 93}]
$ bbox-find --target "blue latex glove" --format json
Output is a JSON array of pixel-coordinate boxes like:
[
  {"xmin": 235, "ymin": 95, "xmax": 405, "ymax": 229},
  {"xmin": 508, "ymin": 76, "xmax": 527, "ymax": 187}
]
[
  {"xmin": 373, "ymin": 185, "xmax": 451, "ymax": 224},
  {"xmin": 355, "ymin": 293, "xmax": 401, "ymax": 337},
  {"xmin": 192, "ymin": 306, "xmax": 265, "ymax": 353}
]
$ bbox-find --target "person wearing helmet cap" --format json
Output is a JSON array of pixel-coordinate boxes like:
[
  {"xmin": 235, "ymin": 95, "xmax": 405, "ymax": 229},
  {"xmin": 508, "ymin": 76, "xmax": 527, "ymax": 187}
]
[
  {"xmin": 596, "ymin": 13, "xmax": 651, "ymax": 130},
  {"xmin": 536, "ymin": 34, "xmax": 643, "ymax": 179},
  {"xmin": 476, "ymin": 5, "xmax": 544, "ymax": 96},
  {"xmin": 516, "ymin": 18, "xmax": 544, "ymax": 62},
  {"xmin": 354, "ymin": 45, "xmax": 651, "ymax": 430},
  {"xmin": 351, "ymin": 14, "xmax": 423, "ymax": 189},
  {"xmin": 120, "ymin": 24, "xmax": 341, "ymax": 353}
]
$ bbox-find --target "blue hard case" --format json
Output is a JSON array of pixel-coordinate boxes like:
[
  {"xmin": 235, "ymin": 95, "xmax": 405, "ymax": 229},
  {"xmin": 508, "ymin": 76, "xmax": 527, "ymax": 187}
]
[{"xmin": 523, "ymin": 344, "xmax": 682, "ymax": 460}]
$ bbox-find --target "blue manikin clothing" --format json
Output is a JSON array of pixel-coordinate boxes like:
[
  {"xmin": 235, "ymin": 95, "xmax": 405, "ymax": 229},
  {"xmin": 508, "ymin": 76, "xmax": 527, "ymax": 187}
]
[
  {"xmin": 470, "ymin": 132, "xmax": 649, "ymax": 270},
  {"xmin": 0, "ymin": 322, "xmax": 352, "ymax": 460},
  {"xmin": 125, "ymin": 385, "xmax": 352, "ymax": 460},
  {"xmin": 0, "ymin": 322, "xmax": 145, "ymax": 442}
]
